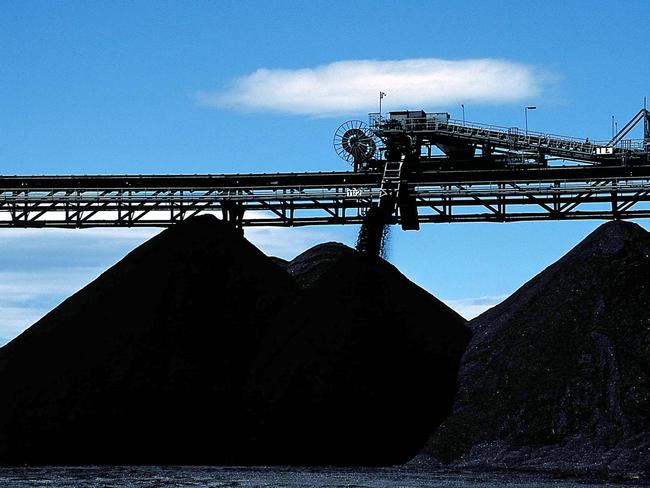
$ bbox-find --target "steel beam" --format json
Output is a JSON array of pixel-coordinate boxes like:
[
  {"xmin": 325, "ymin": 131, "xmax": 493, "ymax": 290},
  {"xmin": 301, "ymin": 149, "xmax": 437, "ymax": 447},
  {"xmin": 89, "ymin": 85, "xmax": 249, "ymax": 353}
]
[{"xmin": 1, "ymin": 167, "xmax": 650, "ymax": 228}]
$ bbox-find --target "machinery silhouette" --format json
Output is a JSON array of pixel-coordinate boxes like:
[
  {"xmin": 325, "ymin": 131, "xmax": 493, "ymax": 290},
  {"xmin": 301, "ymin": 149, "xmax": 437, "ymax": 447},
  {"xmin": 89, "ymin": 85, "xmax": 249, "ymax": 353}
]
[
  {"xmin": 334, "ymin": 106, "xmax": 650, "ymax": 235},
  {"xmin": 1, "ymin": 105, "xmax": 650, "ymax": 245},
  {"xmin": 335, "ymin": 107, "xmax": 650, "ymax": 171}
]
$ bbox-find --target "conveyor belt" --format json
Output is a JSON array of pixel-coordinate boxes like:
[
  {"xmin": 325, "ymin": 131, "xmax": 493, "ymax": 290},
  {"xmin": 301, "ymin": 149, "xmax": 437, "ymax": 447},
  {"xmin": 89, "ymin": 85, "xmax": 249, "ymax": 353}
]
[
  {"xmin": 370, "ymin": 108, "xmax": 650, "ymax": 166},
  {"xmin": 1, "ymin": 165, "xmax": 650, "ymax": 228}
]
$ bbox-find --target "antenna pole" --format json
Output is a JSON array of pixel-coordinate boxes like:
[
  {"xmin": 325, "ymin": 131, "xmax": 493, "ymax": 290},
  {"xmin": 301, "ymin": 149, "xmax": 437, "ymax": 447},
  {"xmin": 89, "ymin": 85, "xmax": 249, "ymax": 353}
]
[{"xmin": 643, "ymin": 97, "xmax": 650, "ymax": 142}]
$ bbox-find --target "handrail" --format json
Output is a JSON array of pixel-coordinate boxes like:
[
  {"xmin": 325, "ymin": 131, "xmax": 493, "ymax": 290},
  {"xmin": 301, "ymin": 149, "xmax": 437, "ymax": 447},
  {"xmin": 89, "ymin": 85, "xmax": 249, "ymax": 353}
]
[{"xmin": 372, "ymin": 115, "xmax": 646, "ymax": 152}]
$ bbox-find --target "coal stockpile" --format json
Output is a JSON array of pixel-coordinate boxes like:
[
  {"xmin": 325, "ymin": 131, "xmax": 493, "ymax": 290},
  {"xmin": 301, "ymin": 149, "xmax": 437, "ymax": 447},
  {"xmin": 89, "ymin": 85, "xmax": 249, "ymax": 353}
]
[
  {"xmin": 0, "ymin": 215, "xmax": 297, "ymax": 465},
  {"xmin": 0, "ymin": 221, "xmax": 469, "ymax": 466},
  {"xmin": 253, "ymin": 243, "xmax": 471, "ymax": 465},
  {"xmin": 427, "ymin": 221, "xmax": 650, "ymax": 480},
  {"xmin": 284, "ymin": 241, "xmax": 355, "ymax": 287}
]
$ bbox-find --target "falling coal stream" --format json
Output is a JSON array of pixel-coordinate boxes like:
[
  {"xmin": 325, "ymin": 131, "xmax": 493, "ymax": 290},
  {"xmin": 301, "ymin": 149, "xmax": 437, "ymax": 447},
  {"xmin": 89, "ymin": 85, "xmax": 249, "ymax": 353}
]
[{"xmin": 356, "ymin": 206, "xmax": 390, "ymax": 258}]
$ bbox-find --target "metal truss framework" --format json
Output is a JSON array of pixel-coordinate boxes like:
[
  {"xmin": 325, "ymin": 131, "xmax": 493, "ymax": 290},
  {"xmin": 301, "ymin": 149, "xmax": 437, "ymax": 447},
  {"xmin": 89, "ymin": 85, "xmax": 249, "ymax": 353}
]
[{"xmin": 1, "ymin": 166, "xmax": 650, "ymax": 229}]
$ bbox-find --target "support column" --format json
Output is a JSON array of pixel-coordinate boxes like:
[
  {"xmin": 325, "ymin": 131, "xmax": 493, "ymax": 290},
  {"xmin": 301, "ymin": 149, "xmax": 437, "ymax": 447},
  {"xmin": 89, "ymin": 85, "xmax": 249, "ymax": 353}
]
[{"xmin": 221, "ymin": 201, "xmax": 245, "ymax": 234}]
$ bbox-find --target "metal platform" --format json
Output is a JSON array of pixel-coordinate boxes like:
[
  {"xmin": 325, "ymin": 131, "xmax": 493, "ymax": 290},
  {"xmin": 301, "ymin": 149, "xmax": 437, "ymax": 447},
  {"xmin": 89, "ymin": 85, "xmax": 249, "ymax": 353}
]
[
  {"xmin": 367, "ymin": 107, "xmax": 650, "ymax": 166},
  {"xmin": 2, "ymin": 165, "xmax": 650, "ymax": 228}
]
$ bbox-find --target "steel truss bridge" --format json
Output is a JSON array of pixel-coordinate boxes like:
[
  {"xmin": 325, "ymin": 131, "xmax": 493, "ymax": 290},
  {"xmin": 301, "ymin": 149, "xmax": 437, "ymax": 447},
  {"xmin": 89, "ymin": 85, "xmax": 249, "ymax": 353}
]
[{"xmin": 2, "ymin": 165, "xmax": 650, "ymax": 229}]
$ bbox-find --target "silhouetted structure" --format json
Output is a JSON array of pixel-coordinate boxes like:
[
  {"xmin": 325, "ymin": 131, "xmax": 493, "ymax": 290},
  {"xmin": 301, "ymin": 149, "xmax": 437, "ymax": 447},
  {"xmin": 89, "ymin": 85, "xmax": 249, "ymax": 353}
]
[
  {"xmin": 2, "ymin": 106, "xmax": 650, "ymax": 229},
  {"xmin": 338, "ymin": 107, "xmax": 650, "ymax": 172},
  {"xmin": 2, "ymin": 166, "xmax": 650, "ymax": 230}
]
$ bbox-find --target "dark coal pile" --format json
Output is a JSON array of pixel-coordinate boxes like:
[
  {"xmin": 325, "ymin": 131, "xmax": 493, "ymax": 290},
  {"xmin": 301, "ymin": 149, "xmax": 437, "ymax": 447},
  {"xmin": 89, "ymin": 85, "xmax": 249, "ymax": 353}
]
[
  {"xmin": 253, "ymin": 242, "xmax": 471, "ymax": 465},
  {"xmin": 0, "ymin": 215, "xmax": 297, "ymax": 465},
  {"xmin": 285, "ymin": 241, "xmax": 355, "ymax": 287},
  {"xmin": 0, "ymin": 221, "xmax": 470, "ymax": 466},
  {"xmin": 427, "ymin": 221, "xmax": 650, "ymax": 480}
]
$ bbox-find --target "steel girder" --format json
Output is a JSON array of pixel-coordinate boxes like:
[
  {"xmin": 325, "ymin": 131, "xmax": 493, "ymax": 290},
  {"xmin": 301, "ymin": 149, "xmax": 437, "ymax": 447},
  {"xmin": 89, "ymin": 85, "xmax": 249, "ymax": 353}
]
[{"xmin": 1, "ymin": 168, "xmax": 650, "ymax": 228}]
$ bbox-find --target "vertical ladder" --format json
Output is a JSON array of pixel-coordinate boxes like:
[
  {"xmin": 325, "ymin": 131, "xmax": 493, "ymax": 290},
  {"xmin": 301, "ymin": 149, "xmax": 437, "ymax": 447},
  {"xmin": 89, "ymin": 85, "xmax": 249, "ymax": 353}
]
[
  {"xmin": 379, "ymin": 161, "xmax": 420, "ymax": 230},
  {"xmin": 380, "ymin": 161, "xmax": 403, "ymax": 201}
]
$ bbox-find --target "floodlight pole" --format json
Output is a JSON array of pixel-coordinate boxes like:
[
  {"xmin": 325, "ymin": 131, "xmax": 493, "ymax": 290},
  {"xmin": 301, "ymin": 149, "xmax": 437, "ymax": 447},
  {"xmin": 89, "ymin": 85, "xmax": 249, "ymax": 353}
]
[
  {"xmin": 525, "ymin": 105, "xmax": 536, "ymax": 135},
  {"xmin": 461, "ymin": 104, "xmax": 465, "ymax": 125},
  {"xmin": 379, "ymin": 91, "xmax": 386, "ymax": 119},
  {"xmin": 643, "ymin": 97, "xmax": 650, "ymax": 143}
]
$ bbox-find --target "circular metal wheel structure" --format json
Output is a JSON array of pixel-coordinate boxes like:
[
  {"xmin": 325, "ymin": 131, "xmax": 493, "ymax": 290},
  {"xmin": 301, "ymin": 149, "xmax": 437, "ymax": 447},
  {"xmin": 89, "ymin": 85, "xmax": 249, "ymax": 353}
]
[{"xmin": 334, "ymin": 120, "xmax": 377, "ymax": 165}]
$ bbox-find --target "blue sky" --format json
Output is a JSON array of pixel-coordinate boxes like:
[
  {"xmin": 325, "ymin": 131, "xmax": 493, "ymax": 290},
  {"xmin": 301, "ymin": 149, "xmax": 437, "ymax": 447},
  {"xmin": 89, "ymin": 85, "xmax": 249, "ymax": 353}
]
[{"xmin": 1, "ymin": 1, "xmax": 649, "ymax": 344}]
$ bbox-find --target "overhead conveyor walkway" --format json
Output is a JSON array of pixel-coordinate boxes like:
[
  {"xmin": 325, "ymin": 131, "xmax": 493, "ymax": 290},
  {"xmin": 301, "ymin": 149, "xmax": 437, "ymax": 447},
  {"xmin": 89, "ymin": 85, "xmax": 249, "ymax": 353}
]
[
  {"xmin": 369, "ymin": 107, "xmax": 650, "ymax": 166},
  {"xmin": 3, "ymin": 106, "xmax": 649, "ymax": 230},
  {"xmin": 2, "ymin": 165, "xmax": 650, "ymax": 229}
]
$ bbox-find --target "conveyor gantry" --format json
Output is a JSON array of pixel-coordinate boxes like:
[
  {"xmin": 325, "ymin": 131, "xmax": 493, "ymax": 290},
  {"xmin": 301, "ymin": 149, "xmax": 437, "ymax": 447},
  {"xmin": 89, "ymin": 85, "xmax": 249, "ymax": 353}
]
[
  {"xmin": 3, "ymin": 107, "xmax": 650, "ymax": 230},
  {"xmin": 2, "ymin": 165, "xmax": 650, "ymax": 229},
  {"xmin": 368, "ymin": 107, "xmax": 650, "ymax": 167}
]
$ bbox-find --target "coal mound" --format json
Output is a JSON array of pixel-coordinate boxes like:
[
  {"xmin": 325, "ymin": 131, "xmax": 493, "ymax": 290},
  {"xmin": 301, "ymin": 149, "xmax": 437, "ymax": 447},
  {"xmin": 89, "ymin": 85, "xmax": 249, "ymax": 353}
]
[
  {"xmin": 254, "ymin": 242, "xmax": 471, "ymax": 465},
  {"xmin": 427, "ymin": 221, "xmax": 650, "ymax": 480},
  {"xmin": 0, "ymin": 215, "xmax": 297, "ymax": 464},
  {"xmin": 285, "ymin": 242, "xmax": 354, "ymax": 287},
  {"xmin": 0, "ymin": 225, "xmax": 469, "ymax": 467}
]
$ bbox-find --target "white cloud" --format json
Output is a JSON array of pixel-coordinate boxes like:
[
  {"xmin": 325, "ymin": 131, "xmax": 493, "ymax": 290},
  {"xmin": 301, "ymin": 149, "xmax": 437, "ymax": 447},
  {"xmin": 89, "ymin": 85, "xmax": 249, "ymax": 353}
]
[
  {"xmin": 244, "ymin": 211, "xmax": 346, "ymax": 259},
  {"xmin": 0, "ymin": 228, "xmax": 161, "ymax": 255},
  {"xmin": 0, "ymin": 228, "xmax": 163, "ymax": 346},
  {"xmin": 0, "ymin": 227, "xmax": 160, "ymax": 241},
  {"xmin": 246, "ymin": 227, "xmax": 341, "ymax": 259},
  {"xmin": 443, "ymin": 295, "xmax": 507, "ymax": 320},
  {"xmin": 199, "ymin": 58, "xmax": 547, "ymax": 116},
  {"xmin": 0, "ymin": 269, "xmax": 102, "ymax": 302},
  {"xmin": 0, "ymin": 268, "xmax": 108, "ymax": 346}
]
